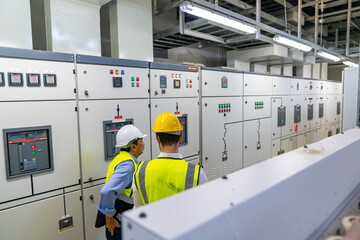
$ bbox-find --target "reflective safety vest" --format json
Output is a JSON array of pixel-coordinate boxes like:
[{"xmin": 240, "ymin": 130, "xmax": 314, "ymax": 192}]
[
  {"xmin": 105, "ymin": 151, "xmax": 137, "ymax": 198},
  {"xmin": 134, "ymin": 158, "xmax": 200, "ymax": 205}
]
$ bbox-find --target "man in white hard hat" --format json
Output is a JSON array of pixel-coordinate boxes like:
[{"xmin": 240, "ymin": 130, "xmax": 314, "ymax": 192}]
[{"xmin": 96, "ymin": 125, "xmax": 146, "ymax": 240}]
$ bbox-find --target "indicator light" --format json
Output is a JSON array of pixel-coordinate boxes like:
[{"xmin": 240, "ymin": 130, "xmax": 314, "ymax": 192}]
[
  {"xmin": 131, "ymin": 77, "xmax": 135, "ymax": 81},
  {"xmin": 137, "ymin": 83, "xmax": 140, "ymax": 87},
  {"xmin": 110, "ymin": 70, "xmax": 114, "ymax": 74},
  {"xmin": 132, "ymin": 83, "xmax": 135, "ymax": 87},
  {"xmin": 31, "ymin": 150, "xmax": 36, "ymax": 155},
  {"xmin": 115, "ymin": 70, "xmax": 119, "ymax": 75},
  {"xmin": 121, "ymin": 70, "xmax": 124, "ymax": 75},
  {"xmin": 190, "ymin": 80, "xmax": 192, "ymax": 83},
  {"xmin": 31, "ymin": 145, "xmax": 35, "ymax": 149},
  {"xmin": 179, "ymin": 74, "xmax": 182, "ymax": 78},
  {"xmin": 136, "ymin": 77, "xmax": 139, "ymax": 81}
]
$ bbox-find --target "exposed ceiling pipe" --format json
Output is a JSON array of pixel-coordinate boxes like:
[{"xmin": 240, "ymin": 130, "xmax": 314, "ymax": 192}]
[
  {"xmin": 298, "ymin": 0, "xmax": 302, "ymax": 38},
  {"xmin": 315, "ymin": 1, "xmax": 319, "ymax": 44},
  {"xmin": 346, "ymin": 0, "xmax": 352, "ymax": 56},
  {"xmin": 256, "ymin": 0, "xmax": 261, "ymax": 38}
]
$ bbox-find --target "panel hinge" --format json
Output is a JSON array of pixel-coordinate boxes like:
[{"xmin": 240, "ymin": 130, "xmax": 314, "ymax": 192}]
[
  {"xmin": 148, "ymin": 89, "xmax": 150, "ymax": 93},
  {"xmin": 148, "ymin": 103, "xmax": 150, "ymax": 108},
  {"xmin": 74, "ymin": 88, "xmax": 77, "ymax": 94},
  {"xmin": 73, "ymin": 69, "xmax": 76, "ymax": 74},
  {"xmin": 75, "ymin": 107, "xmax": 78, "ymax": 112}
]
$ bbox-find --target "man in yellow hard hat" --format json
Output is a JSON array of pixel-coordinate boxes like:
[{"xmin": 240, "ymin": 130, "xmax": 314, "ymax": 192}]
[
  {"xmin": 132, "ymin": 112, "xmax": 207, "ymax": 207},
  {"xmin": 96, "ymin": 125, "xmax": 147, "ymax": 239}
]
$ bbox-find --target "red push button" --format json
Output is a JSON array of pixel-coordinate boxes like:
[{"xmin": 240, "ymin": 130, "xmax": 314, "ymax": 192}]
[{"xmin": 31, "ymin": 145, "xmax": 35, "ymax": 149}]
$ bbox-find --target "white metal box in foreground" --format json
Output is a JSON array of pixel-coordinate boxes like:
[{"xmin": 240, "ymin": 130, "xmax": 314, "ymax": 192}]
[{"xmin": 122, "ymin": 128, "xmax": 360, "ymax": 240}]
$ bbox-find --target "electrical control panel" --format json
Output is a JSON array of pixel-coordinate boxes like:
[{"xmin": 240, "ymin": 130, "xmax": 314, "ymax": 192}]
[
  {"xmin": 243, "ymin": 96, "xmax": 271, "ymax": 121},
  {"xmin": 150, "ymin": 98, "xmax": 199, "ymax": 160},
  {"xmin": 150, "ymin": 63, "xmax": 198, "ymax": 98},
  {"xmin": 78, "ymin": 99, "xmax": 151, "ymax": 182},
  {"xmin": 3, "ymin": 126, "xmax": 53, "ymax": 179},
  {"xmin": 326, "ymin": 81, "xmax": 342, "ymax": 95},
  {"xmin": 308, "ymin": 104, "xmax": 314, "ymax": 120},
  {"xmin": 0, "ymin": 50, "xmax": 75, "ymax": 101},
  {"xmin": 201, "ymin": 68, "xmax": 243, "ymax": 97},
  {"xmin": 76, "ymin": 55, "xmax": 149, "ymax": 100},
  {"xmin": 243, "ymin": 73, "xmax": 272, "ymax": 96},
  {"xmin": 202, "ymin": 96, "xmax": 243, "ymax": 180},
  {"xmin": 272, "ymin": 76, "xmax": 290, "ymax": 95},
  {"xmin": 243, "ymin": 118, "xmax": 271, "ymax": 168},
  {"xmin": 103, "ymin": 119, "xmax": 133, "ymax": 161},
  {"xmin": 290, "ymin": 78, "xmax": 305, "ymax": 95},
  {"xmin": 278, "ymin": 106, "xmax": 286, "ymax": 126}
]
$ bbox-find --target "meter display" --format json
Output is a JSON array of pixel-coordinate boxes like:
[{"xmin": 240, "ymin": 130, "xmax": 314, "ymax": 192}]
[
  {"xmin": 178, "ymin": 115, "xmax": 188, "ymax": 146},
  {"xmin": 44, "ymin": 74, "xmax": 57, "ymax": 86},
  {"xmin": 319, "ymin": 103, "xmax": 324, "ymax": 118},
  {"xmin": 337, "ymin": 101, "xmax": 341, "ymax": 115},
  {"xmin": 221, "ymin": 76, "xmax": 228, "ymax": 88},
  {"xmin": 173, "ymin": 79, "xmax": 180, "ymax": 88},
  {"xmin": 308, "ymin": 104, "xmax": 313, "ymax": 120},
  {"xmin": 103, "ymin": 119, "xmax": 133, "ymax": 160},
  {"xmin": 27, "ymin": 73, "xmax": 41, "ymax": 87},
  {"xmin": 160, "ymin": 75, "xmax": 167, "ymax": 88},
  {"xmin": 0, "ymin": 72, "xmax": 4, "ymax": 86},
  {"xmin": 8, "ymin": 73, "xmax": 23, "ymax": 86},
  {"xmin": 294, "ymin": 105, "xmax": 301, "ymax": 123},
  {"xmin": 277, "ymin": 106, "xmax": 286, "ymax": 127},
  {"xmin": 3, "ymin": 126, "xmax": 53, "ymax": 179},
  {"xmin": 113, "ymin": 77, "xmax": 123, "ymax": 88}
]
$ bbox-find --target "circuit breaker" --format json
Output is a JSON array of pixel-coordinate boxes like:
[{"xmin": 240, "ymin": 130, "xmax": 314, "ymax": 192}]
[
  {"xmin": 319, "ymin": 103, "xmax": 324, "ymax": 118},
  {"xmin": 221, "ymin": 76, "xmax": 228, "ymax": 88},
  {"xmin": 277, "ymin": 106, "xmax": 286, "ymax": 127},
  {"xmin": 3, "ymin": 126, "xmax": 53, "ymax": 179},
  {"xmin": 294, "ymin": 105, "xmax": 301, "ymax": 123},
  {"xmin": 103, "ymin": 119, "xmax": 133, "ymax": 160},
  {"xmin": 308, "ymin": 104, "xmax": 313, "ymax": 120},
  {"xmin": 0, "ymin": 72, "xmax": 4, "ymax": 86},
  {"xmin": 337, "ymin": 101, "xmax": 341, "ymax": 115}
]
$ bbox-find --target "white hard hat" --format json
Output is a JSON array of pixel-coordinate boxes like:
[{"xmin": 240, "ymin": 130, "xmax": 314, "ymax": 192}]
[{"xmin": 115, "ymin": 125, "xmax": 147, "ymax": 148}]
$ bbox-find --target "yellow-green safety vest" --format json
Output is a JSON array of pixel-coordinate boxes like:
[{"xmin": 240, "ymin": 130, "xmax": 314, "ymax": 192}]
[
  {"xmin": 134, "ymin": 158, "xmax": 200, "ymax": 205},
  {"xmin": 105, "ymin": 151, "xmax": 137, "ymax": 198}
]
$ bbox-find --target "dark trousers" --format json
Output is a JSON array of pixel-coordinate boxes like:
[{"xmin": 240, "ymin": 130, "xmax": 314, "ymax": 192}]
[{"xmin": 95, "ymin": 199, "xmax": 134, "ymax": 240}]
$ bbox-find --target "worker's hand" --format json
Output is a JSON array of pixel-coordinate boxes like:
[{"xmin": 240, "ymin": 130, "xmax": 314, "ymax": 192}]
[
  {"xmin": 105, "ymin": 215, "xmax": 121, "ymax": 236},
  {"xmin": 344, "ymin": 219, "xmax": 360, "ymax": 240}
]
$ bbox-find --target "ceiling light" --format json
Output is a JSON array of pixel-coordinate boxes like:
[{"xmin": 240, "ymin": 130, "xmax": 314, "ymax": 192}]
[
  {"xmin": 273, "ymin": 34, "xmax": 312, "ymax": 52},
  {"xmin": 180, "ymin": 2, "xmax": 257, "ymax": 34},
  {"xmin": 317, "ymin": 50, "xmax": 340, "ymax": 62},
  {"xmin": 343, "ymin": 61, "xmax": 359, "ymax": 67}
]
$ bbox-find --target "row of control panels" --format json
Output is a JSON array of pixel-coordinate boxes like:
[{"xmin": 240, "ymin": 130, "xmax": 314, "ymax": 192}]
[
  {"xmin": 0, "ymin": 72, "xmax": 57, "ymax": 87},
  {"xmin": 277, "ymin": 102, "xmax": 340, "ymax": 125}
]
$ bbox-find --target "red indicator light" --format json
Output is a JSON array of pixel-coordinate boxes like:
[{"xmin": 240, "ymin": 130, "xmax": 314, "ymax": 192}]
[
  {"xmin": 229, "ymin": 109, "xmax": 231, "ymax": 112},
  {"xmin": 137, "ymin": 83, "xmax": 140, "ymax": 87},
  {"xmin": 110, "ymin": 70, "xmax": 114, "ymax": 74},
  {"xmin": 172, "ymin": 74, "xmax": 174, "ymax": 78},
  {"xmin": 219, "ymin": 110, "xmax": 221, "ymax": 113},
  {"xmin": 190, "ymin": 80, "xmax": 192, "ymax": 83},
  {"xmin": 136, "ymin": 77, "xmax": 139, "ymax": 81},
  {"xmin": 190, "ymin": 85, "xmax": 192, "ymax": 88},
  {"xmin": 31, "ymin": 145, "xmax": 35, "ymax": 149}
]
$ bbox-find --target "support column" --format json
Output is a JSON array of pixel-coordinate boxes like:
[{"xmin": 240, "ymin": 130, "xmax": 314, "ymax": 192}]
[
  {"xmin": 346, "ymin": 0, "xmax": 352, "ymax": 56},
  {"xmin": 298, "ymin": 0, "xmax": 302, "ymax": 38},
  {"xmin": 315, "ymin": 1, "xmax": 318, "ymax": 44}
]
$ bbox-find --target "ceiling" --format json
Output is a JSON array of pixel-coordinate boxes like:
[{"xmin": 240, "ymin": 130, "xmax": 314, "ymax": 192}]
[{"xmin": 153, "ymin": 0, "xmax": 360, "ymax": 60}]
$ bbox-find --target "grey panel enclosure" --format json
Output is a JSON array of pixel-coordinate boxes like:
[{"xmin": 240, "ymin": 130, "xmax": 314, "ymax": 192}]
[
  {"xmin": 103, "ymin": 119, "xmax": 134, "ymax": 161},
  {"xmin": 3, "ymin": 126, "xmax": 54, "ymax": 179},
  {"xmin": 178, "ymin": 114, "xmax": 188, "ymax": 146},
  {"xmin": 319, "ymin": 103, "xmax": 324, "ymax": 118},
  {"xmin": 278, "ymin": 106, "xmax": 286, "ymax": 127}
]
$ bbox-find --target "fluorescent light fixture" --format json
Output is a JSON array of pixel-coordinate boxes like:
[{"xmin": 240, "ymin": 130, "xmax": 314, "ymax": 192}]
[
  {"xmin": 317, "ymin": 50, "xmax": 340, "ymax": 62},
  {"xmin": 343, "ymin": 61, "xmax": 359, "ymax": 67},
  {"xmin": 180, "ymin": 3, "xmax": 257, "ymax": 34},
  {"xmin": 273, "ymin": 34, "xmax": 312, "ymax": 52}
]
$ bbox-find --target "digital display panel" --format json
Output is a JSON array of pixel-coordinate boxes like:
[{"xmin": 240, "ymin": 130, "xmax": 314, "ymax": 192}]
[
  {"xmin": 113, "ymin": 77, "xmax": 123, "ymax": 88},
  {"xmin": 27, "ymin": 73, "xmax": 41, "ymax": 87},
  {"xmin": 0, "ymin": 72, "xmax": 4, "ymax": 86},
  {"xmin": 174, "ymin": 79, "xmax": 180, "ymax": 88},
  {"xmin": 160, "ymin": 75, "xmax": 167, "ymax": 88},
  {"xmin": 8, "ymin": 73, "xmax": 23, "ymax": 86},
  {"xmin": 44, "ymin": 74, "xmax": 57, "ymax": 86}
]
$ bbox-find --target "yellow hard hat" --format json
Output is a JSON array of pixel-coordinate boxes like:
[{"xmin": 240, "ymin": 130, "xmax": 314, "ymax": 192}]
[{"xmin": 153, "ymin": 112, "xmax": 183, "ymax": 133}]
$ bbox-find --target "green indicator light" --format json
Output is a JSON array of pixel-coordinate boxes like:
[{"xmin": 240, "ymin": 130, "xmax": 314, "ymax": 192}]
[
  {"xmin": 186, "ymin": 80, "xmax": 189, "ymax": 83},
  {"xmin": 131, "ymin": 77, "xmax": 135, "ymax": 81},
  {"xmin": 132, "ymin": 83, "xmax": 135, "ymax": 87},
  {"xmin": 31, "ymin": 150, "xmax": 36, "ymax": 155}
]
